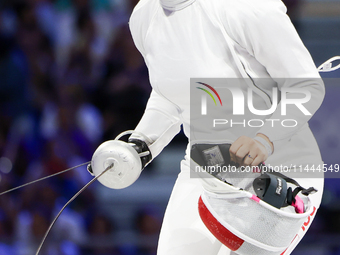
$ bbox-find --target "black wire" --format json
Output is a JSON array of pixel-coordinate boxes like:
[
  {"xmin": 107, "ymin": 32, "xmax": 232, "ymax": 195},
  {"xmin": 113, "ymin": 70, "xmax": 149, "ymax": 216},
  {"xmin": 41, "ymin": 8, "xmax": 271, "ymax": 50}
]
[
  {"xmin": 35, "ymin": 162, "xmax": 114, "ymax": 255},
  {"xmin": 0, "ymin": 161, "xmax": 91, "ymax": 196}
]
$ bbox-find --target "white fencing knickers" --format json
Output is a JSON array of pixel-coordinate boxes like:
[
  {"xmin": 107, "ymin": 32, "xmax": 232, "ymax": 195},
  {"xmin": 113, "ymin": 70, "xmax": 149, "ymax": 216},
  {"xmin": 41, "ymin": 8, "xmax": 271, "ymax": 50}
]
[{"xmin": 157, "ymin": 159, "xmax": 323, "ymax": 255}]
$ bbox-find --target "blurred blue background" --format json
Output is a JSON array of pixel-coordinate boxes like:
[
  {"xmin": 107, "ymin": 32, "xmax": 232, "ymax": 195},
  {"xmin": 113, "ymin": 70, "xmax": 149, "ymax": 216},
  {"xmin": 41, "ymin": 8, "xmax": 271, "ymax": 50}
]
[{"xmin": 0, "ymin": 0, "xmax": 339, "ymax": 254}]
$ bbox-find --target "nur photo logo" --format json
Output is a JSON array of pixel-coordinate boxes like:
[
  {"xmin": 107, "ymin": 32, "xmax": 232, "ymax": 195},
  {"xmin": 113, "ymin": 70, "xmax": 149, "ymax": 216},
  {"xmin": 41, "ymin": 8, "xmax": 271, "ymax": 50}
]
[
  {"xmin": 193, "ymin": 79, "xmax": 314, "ymax": 129},
  {"xmin": 196, "ymin": 81, "xmax": 312, "ymax": 117},
  {"xmin": 196, "ymin": 82, "xmax": 223, "ymax": 115}
]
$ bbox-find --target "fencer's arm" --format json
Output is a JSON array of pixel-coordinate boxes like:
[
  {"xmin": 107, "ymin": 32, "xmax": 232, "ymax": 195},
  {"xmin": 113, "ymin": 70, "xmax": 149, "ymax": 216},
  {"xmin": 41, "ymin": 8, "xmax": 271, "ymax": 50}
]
[
  {"xmin": 222, "ymin": 0, "xmax": 325, "ymax": 144},
  {"xmin": 130, "ymin": 89, "xmax": 182, "ymax": 159},
  {"xmin": 89, "ymin": 90, "xmax": 181, "ymax": 189}
]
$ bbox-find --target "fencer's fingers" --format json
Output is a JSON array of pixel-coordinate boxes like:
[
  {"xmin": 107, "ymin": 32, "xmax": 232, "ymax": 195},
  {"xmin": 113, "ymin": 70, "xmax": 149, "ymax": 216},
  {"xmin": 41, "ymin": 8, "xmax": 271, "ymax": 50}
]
[
  {"xmin": 251, "ymin": 140, "xmax": 269, "ymax": 166},
  {"xmin": 230, "ymin": 136, "xmax": 269, "ymax": 166},
  {"xmin": 252, "ymin": 155, "xmax": 264, "ymax": 167},
  {"xmin": 250, "ymin": 148, "xmax": 267, "ymax": 166},
  {"xmin": 229, "ymin": 138, "xmax": 243, "ymax": 156},
  {"xmin": 242, "ymin": 144, "xmax": 262, "ymax": 166},
  {"xmin": 230, "ymin": 145, "xmax": 248, "ymax": 166},
  {"xmin": 235, "ymin": 145, "xmax": 251, "ymax": 164},
  {"xmin": 239, "ymin": 143, "xmax": 266, "ymax": 166},
  {"xmin": 230, "ymin": 141, "xmax": 242, "ymax": 165},
  {"xmin": 230, "ymin": 136, "xmax": 251, "ymax": 164},
  {"xmin": 230, "ymin": 154, "xmax": 237, "ymax": 166},
  {"xmin": 243, "ymin": 153, "xmax": 256, "ymax": 166}
]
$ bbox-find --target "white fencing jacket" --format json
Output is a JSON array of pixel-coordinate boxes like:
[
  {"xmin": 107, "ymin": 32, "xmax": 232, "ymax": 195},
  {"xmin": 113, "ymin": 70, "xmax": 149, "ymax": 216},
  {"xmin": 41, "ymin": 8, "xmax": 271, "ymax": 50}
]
[{"xmin": 128, "ymin": 0, "xmax": 325, "ymax": 187}]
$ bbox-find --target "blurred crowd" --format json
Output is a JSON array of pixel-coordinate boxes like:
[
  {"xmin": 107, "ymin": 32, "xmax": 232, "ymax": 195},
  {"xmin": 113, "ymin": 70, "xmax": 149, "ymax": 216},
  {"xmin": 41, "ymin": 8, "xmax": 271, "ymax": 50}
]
[{"xmin": 0, "ymin": 0, "xmax": 158, "ymax": 254}]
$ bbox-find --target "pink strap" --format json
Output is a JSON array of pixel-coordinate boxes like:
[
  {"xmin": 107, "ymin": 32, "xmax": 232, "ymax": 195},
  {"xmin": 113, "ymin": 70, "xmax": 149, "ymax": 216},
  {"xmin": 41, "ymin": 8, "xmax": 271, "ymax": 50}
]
[
  {"xmin": 250, "ymin": 195, "xmax": 261, "ymax": 203},
  {"xmin": 292, "ymin": 196, "xmax": 304, "ymax": 214}
]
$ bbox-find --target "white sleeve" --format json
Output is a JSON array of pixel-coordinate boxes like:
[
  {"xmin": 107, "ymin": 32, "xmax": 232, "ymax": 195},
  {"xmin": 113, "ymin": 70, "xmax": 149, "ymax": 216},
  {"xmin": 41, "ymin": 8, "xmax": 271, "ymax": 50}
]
[
  {"xmin": 132, "ymin": 90, "xmax": 182, "ymax": 158},
  {"xmin": 223, "ymin": 0, "xmax": 325, "ymax": 143},
  {"xmin": 129, "ymin": 3, "xmax": 181, "ymax": 158},
  {"xmin": 129, "ymin": 0, "xmax": 157, "ymax": 58}
]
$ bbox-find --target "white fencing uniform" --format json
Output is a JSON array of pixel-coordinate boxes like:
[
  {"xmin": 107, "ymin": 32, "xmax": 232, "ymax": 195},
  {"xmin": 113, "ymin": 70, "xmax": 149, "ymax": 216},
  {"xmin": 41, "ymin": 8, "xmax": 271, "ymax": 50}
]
[{"xmin": 128, "ymin": 0, "xmax": 325, "ymax": 254}]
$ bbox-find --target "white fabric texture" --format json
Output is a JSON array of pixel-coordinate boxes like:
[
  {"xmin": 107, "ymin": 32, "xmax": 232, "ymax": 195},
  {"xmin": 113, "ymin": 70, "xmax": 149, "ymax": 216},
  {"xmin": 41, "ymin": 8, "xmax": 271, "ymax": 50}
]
[
  {"xmin": 200, "ymin": 190, "xmax": 313, "ymax": 254},
  {"xmin": 130, "ymin": 90, "xmax": 182, "ymax": 158},
  {"xmin": 159, "ymin": 0, "xmax": 196, "ymax": 11},
  {"xmin": 157, "ymin": 160, "xmax": 226, "ymax": 255}
]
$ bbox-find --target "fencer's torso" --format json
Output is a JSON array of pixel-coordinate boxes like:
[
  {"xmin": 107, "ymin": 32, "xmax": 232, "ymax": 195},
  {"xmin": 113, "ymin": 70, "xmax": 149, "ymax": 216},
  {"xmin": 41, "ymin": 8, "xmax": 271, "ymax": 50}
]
[{"xmin": 129, "ymin": 0, "xmax": 325, "ymax": 188}]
